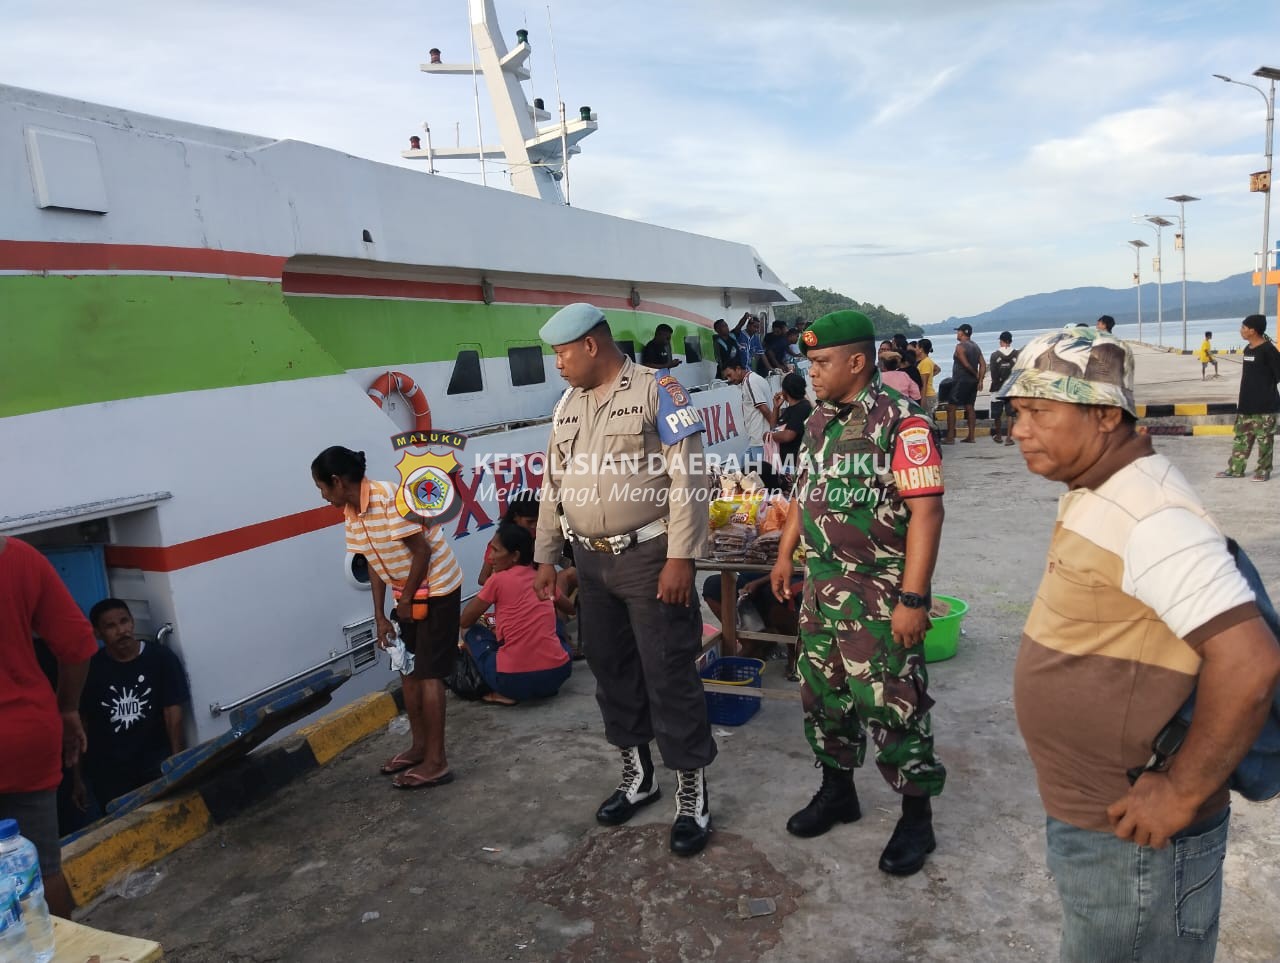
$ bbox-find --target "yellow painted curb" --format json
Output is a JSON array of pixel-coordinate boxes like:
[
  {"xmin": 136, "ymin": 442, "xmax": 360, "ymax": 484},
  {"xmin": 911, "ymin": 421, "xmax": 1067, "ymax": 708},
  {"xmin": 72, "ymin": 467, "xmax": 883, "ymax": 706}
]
[
  {"xmin": 298, "ymin": 691, "xmax": 399, "ymax": 766},
  {"xmin": 1174, "ymin": 403, "xmax": 1208, "ymax": 417},
  {"xmin": 62, "ymin": 794, "xmax": 212, "ymax": 906},
  {"xmin": 1192, "ymin": 425, "xmax": 1234, "ymax": 436}
]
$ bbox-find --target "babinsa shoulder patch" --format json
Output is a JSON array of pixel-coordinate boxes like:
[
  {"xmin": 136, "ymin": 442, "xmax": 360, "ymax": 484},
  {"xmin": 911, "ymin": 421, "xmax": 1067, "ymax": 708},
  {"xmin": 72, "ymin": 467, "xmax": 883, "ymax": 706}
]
[{"xmin": 655, "ymin": 369, "xmax": 705, "ymax": 445}]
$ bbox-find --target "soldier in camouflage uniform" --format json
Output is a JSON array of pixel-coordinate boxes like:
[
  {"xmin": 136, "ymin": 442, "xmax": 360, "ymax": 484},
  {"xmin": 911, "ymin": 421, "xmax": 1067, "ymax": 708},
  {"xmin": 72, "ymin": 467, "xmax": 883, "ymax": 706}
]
[
  {"xmin": 1215, "ymin": 314, "xmax": 1279, "ymax": 482},
  {"xmin": 770, "ymin": 310, "xmax": 947, "ymax": 876}
]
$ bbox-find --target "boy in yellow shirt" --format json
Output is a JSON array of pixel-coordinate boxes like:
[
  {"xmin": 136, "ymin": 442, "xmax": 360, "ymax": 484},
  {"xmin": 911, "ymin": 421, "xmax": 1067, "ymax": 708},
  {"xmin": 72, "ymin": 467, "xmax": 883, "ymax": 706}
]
[{"xmin": 1197, "ymin": 331, "xmax": 1219, "ymax": 379}]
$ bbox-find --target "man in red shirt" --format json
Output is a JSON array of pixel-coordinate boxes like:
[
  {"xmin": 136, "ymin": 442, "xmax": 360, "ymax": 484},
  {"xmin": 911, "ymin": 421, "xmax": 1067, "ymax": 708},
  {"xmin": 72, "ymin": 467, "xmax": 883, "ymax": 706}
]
[{"xmin": 0, "ymin": 536, "xmax": 97, "ymax": 916}]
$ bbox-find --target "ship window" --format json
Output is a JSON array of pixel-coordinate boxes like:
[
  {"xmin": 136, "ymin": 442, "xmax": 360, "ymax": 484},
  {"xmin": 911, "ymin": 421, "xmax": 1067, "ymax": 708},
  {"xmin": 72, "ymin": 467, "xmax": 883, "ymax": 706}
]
[
  {"xmin": 684, "ymin": 336, "xmax": 703, "ymax": 363},
  {"xmin": 507, "ymin": 346, "xmax": 546, "ymax": 387},
  {"xmin": 447, "ymin": 349, "xmax": 483, "ymax": 395},
  {"xmin": 616, "ymin": 340, "xmax": 635, "ymax": 362},
  {"xmin": 350, "ymin": 553, "xmax": 371, "ymax": 585}
]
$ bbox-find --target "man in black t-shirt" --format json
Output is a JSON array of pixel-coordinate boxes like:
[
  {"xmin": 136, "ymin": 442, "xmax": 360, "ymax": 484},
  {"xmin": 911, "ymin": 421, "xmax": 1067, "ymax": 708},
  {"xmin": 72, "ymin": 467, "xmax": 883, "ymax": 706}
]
[
  {"xmin": 641, "ymin": 323, "xmax": 682, "ymax": 369},
  {"xmin": 762, "ymin": 321, "xmax": 792, "ymax": 372},
  {"xmin": 944, "ymin": 324, "xmax": 986, "ymax": 444},
  {"xmin": 712, "ymin": 319, "xmax": 739, "ymax": 378},
  {"xmin": 764, "ymin": 372, "xmax": 813, "ymax": 488},
  {"xmin": 988, "ymin": 331, "xmax": 1019, "ymax": 445},
  {"xmin": 74, "ymin": 599, "xmax": 189, "ymax": 808},
  {"xmin": 1217, "ymin": 314, "xmax": 1280, "ymax": 482}
]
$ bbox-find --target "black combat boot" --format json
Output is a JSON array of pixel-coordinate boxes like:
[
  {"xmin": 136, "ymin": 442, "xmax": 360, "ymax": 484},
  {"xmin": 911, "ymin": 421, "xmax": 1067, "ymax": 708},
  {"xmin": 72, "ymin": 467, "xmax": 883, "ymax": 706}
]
[
  {"xmin": 878, "ymin": 794, "xmax": 936, "ymax": 876},
  {"xmin": 669, "ymin": 768, "xmax": 711, "ymax": 856},
  {"xmin": 596, "ymin": 744, "xmax": 661, "ymax": 826},
  {"xmin": 785, "ymin": 763, "xmax": 861, "ymax": 838}
]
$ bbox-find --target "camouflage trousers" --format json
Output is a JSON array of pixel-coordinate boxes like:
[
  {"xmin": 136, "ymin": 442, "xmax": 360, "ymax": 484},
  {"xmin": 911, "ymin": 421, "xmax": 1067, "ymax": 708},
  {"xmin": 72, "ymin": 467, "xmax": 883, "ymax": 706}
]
[
  {"xmin": 798, "ymin": 591, "xmax": 946, "ymax": 798},
  {"xmin": 1225, "ymin": 413, "xmax": 1276, "ymax": 476}
]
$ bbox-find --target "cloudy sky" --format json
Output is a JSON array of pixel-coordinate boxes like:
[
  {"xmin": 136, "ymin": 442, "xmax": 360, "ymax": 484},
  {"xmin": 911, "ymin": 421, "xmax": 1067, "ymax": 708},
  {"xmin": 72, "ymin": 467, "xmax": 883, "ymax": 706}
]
[{"xmin": 6, "ymin": 0, "xmax": 1279, "ymax": 323}]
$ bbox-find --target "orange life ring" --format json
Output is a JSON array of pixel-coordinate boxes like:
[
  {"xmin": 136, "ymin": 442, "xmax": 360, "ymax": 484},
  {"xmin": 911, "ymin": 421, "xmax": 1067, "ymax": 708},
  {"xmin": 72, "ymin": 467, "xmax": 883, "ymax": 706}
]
[{"xmin": 367, "ymin": 371, "xmax": 432, "ymax": 432}]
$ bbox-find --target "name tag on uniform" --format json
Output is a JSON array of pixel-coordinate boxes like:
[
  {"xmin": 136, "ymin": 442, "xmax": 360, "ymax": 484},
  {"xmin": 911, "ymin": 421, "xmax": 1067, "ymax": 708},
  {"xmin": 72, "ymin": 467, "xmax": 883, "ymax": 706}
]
[{"xmin": 656, "ymin": 370, "xmax": 705, "ymax": 444}]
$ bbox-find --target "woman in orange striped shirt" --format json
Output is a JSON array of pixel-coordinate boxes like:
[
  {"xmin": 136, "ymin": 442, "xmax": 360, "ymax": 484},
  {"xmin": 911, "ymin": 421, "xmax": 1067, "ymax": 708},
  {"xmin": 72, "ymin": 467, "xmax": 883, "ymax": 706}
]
[{"xmin": 313, "ymin": 447, "xmax": 463, "ymax": 790}]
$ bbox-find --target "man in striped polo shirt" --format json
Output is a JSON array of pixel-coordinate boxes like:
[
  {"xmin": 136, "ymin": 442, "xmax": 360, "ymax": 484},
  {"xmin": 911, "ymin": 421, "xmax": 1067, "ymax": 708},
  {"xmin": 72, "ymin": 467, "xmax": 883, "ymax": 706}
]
[
  {"xmin": 996, "ymin": 327, "xmax": 1280, "ymax": 961},
  {"xmin": 313, "ymin": 446, "xmax": 464, "ymax": 790}
]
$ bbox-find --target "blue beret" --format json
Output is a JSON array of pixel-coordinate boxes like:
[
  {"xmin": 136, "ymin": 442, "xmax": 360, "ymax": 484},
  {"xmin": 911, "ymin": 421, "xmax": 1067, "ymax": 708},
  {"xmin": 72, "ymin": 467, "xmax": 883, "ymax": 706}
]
[{"xmin": 539, "ymin": 302, "xmax": 607, "ymax": 346}]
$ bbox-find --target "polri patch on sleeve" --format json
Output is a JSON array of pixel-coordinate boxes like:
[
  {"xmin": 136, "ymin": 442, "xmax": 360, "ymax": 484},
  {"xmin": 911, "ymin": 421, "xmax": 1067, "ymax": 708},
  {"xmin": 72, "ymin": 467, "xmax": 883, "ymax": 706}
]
[
  {"xmin": 890, "ymin": 416, "xmax": 944, "ymax": 497},
  {"xmin": 655, "ymin": 370, "xmax": 705, "ymax": 445}
]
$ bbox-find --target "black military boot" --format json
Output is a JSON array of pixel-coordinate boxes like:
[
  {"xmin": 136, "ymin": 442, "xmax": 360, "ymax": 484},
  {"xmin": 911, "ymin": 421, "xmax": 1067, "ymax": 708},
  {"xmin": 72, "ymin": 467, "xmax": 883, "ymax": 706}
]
[
  {"xmin": 878, "ymin": 794, "xmax": 936, "ymax": 876},
  {"xmin": 786, "ymin": 763, "xmax": 861, "ymax": 838},
  {"xmin": 669, "ymin": 768, "xmax": 711, "ymax": 856},
  {"xmin": 596, "ymin": 744, "xmax": 661, "ymax": 826}
]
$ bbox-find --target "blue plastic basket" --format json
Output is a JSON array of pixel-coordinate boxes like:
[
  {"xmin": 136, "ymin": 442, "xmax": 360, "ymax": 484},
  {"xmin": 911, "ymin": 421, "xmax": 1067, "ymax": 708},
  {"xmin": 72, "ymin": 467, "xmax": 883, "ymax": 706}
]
[{"xmin": 701, "ymin": 656, "xmax": 765, "ymax": 726}]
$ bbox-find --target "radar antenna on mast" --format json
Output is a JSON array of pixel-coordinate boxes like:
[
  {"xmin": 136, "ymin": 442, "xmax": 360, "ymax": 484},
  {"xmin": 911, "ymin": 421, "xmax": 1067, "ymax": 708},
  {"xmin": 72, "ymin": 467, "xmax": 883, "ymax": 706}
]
[{"xmin": 402, "ymin": 0, "xmax": 597, "ymax": 204}]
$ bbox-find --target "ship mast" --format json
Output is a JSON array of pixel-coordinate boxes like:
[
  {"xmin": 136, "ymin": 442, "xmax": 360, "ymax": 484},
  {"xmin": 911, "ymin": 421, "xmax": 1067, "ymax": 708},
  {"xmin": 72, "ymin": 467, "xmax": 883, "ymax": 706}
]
[{"xmin": 402, "ymin": 0, "xmax": 597, "ymax": 204}]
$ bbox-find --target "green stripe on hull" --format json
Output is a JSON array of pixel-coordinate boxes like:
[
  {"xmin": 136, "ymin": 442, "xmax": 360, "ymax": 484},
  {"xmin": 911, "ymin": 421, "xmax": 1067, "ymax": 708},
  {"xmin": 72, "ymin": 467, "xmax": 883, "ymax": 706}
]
[
  {"xmin": 283, "ymin": 296, "xmax": 711, "ymax": 368},
  {"xmin": 1, "ymin": 275, "xmax": 714, "ymax": 417},
  {"xmin": 2, "ymin": 275, "xmax": 343, "ymax": 418}
]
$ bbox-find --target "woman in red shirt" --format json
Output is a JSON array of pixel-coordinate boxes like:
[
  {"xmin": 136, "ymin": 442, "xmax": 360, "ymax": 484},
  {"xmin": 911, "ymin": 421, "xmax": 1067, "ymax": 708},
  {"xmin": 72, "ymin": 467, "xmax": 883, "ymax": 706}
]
[{"xmin": 460, "ymin": 523, "xmax": 572, "ymax": 705}]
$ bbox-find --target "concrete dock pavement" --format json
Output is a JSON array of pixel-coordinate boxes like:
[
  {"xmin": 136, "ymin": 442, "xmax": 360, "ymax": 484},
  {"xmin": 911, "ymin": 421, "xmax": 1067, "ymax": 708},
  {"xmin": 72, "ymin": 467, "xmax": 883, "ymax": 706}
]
[
  {"xmin": 74, "ymin": 435, "xmax": 1280, "ymax": 963},
  {"xmin": 1124, "ymin": 340, "xmax": 1243, "ymax": 406},
  {"xmin": 973, "ymin": 339, "xmax": 1244, "ymax": 412}
]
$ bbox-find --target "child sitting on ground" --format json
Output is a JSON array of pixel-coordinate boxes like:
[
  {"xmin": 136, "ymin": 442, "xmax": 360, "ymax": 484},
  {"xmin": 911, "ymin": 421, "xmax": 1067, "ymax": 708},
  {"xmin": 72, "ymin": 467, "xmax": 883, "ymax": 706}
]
[{"xmin": 460, "ymin": 523, "xmax": 573, "ymax": 705}]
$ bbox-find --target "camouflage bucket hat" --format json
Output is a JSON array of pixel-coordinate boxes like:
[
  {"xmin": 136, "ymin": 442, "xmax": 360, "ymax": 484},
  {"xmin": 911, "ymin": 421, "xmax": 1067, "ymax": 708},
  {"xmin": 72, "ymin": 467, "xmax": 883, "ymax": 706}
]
[{"xmin": 995, "ymin": 325, "xmax": 1136, "ymax": 416}]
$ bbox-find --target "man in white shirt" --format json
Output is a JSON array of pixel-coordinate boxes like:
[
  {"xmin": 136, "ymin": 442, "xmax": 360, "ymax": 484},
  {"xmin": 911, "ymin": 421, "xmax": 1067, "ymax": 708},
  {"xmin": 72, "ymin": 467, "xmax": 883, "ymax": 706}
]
[
  {"xmin": 996, "ymin": 326, "xmax": 1280, "ymax": 961},
  {"xmin": 722, "ymin": 356, "xmax": 774, "ymax": 473}
]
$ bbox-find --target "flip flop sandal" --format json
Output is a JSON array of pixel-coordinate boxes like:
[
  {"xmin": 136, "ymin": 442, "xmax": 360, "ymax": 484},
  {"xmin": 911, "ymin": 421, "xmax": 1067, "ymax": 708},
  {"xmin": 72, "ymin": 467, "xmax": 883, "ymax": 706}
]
[
  {"xmin": 380, "ymin": 752, "xmax": 423, "ymax": 775},
  {"xmin": 392, "ymin": 770, "xmax": 456, "ymax": 790}
]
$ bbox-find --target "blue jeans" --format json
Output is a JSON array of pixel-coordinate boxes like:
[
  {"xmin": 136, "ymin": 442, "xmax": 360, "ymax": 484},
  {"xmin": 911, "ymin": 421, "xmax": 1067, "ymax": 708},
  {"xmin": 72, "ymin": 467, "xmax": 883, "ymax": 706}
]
[
  {"xmin": 464, "ymin": 626, "xmax": 571, "ymax": 702},
  {"xmin": 1045, "ymin": 808, "xmax": 1230, "ymax": 962}
]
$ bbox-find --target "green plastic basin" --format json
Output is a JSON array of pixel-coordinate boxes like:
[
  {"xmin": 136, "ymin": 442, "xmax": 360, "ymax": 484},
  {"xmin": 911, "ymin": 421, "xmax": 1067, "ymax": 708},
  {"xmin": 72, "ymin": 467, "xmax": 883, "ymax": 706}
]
[{"xmin": 923, "ymin": 595, "xmax": 968, "ymax": 663}]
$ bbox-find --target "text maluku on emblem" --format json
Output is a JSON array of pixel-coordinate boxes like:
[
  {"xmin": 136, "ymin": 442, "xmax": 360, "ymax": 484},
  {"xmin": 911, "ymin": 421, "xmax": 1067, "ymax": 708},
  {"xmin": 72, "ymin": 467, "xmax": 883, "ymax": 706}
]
[{"xmin": 391, "ymin": 429, "xmax": 469, "ymax": 525}]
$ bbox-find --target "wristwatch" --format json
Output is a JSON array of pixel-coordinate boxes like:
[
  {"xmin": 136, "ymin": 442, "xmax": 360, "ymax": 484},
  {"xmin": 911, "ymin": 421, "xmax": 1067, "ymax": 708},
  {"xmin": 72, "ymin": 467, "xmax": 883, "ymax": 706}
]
[{"xmin": 898, "ymin": 591, "xmax": 931, "ymax": 609}]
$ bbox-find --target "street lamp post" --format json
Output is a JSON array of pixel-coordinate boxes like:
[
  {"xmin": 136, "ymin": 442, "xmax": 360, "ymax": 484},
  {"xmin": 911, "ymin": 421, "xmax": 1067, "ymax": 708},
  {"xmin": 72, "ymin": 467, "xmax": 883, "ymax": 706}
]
[
  {"xmin": 1135, "ymin": 215, "xmax": 1173, "ymax": 346},
  {"xmin": 1128, "ymin": 239, "xmax": 1148, "ymax": 341},
  {"xmin": 1213, "ymin": 67, "xmax": 1279, "ymax": 315},
  {"xmin": 1167, "ymin": 194, "xmax": 1199, "ymax": 351}
]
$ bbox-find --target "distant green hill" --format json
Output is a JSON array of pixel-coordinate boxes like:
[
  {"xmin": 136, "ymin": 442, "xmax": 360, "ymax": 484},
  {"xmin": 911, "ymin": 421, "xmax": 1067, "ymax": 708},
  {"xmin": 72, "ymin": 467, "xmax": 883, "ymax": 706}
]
[
  {"xmin": 779, "ymin": 285, "xmax": 923, "ymax": 337},
  {"xmin": 926, "ymin": 271, "xmax": 1260, "ymax": 333}
]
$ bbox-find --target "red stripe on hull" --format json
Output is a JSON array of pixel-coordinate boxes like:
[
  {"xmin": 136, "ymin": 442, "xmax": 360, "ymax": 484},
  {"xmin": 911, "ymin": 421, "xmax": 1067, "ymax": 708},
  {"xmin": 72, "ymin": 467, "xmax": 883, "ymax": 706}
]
[
  {"xmin": 1, "ymin": 240, "xmax": 715, "ymax": 326},
  {"xmin": 490, "ymin": 287, "xmax": 710, "ymax": 326},
  {"xmin": 0, "ymin": 240, "xmax": 286, "ymax": 278},
  {"xmin": 281, "ymin": 272, "xmax": 484, "ymax": 302},
  {"xmin": 285, "ymin": 273, "xmax": 713, "ymax": 327},
  {"xmin": 105, "ymin": 506, "xmax": 343, "ymax": 573}
]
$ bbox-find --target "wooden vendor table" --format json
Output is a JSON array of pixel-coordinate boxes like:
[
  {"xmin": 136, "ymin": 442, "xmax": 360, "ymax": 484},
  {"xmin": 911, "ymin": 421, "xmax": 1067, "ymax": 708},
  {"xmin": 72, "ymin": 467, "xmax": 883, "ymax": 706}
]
[
  {"xmin": 52, "ymin": 916, "xmax": 162, "ymax": 962},
  {"xmin": 695, "ymin": 559, "xmax": 803, "ymax": 703}
]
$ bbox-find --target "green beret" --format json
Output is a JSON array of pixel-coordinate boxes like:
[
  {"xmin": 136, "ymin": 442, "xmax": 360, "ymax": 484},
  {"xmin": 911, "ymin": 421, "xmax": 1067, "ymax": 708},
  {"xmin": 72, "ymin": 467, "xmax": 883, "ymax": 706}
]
[
  {"xmin": 539, "ymin": 302, "xmax": 607, "ymax": 346},
  {"xmin": 800, "ymin": 310, "xmax": 875, "ymax": 355}
]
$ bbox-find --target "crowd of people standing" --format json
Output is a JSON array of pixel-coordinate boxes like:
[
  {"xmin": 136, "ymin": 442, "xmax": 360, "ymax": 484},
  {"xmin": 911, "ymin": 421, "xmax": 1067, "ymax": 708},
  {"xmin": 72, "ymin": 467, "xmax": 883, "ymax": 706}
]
[{"xmin": 6, "ymin": 294, "xmax": 1277, "ymax": 961}]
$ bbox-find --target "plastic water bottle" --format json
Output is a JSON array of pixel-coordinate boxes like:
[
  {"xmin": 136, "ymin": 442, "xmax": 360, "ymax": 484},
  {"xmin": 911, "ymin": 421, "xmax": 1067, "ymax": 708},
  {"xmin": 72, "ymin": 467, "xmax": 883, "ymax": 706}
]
[
  {"xmin": 0, "ymin": 819, "xmax": 54, "ymax": 962},
  {"xmin": 0, "ymin": 875, "xmax": 33, "ymax": 963}
]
